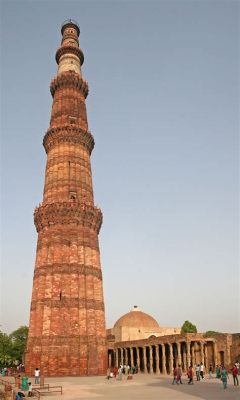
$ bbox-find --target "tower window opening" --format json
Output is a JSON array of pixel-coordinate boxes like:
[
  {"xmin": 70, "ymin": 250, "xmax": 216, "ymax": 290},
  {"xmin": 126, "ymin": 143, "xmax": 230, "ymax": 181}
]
[
  {"xmin": 69, "ymin": 116, "xmax": 77, "ymax": 124},
  {"xmin": 60, "ymin": 291, "xmax": 62, "ymax": 300},
  {"xmin": 69, "ymin": 191, "xmax": 77, "ymax": 200}
]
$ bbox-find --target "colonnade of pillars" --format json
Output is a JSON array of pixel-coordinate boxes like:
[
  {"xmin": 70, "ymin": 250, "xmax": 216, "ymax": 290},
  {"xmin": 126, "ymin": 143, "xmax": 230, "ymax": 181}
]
[{"xmin": 108, "ymin": 340, "xmax": 219, "ymax": 374}]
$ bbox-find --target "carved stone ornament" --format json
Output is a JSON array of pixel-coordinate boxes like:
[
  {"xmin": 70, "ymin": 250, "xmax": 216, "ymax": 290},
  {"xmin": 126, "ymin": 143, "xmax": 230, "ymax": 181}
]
[
  {"xmin": 34, "ymin": 201, "xmax": 102, "ymax": 233},
  {"xmin": 43, "ymin": 126, "xmax": 94, "ymax": 154},
  {"xmin": 50, "ymin": 71, "xmax": 88, "ymax": 97}
]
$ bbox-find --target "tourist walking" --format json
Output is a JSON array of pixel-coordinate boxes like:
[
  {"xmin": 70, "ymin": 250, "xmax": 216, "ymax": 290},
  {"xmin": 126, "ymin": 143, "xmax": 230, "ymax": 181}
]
[
  {"xmin": 232, "ymin": 365, "xmax": 239, "ymax": 386},
  {"xmin": 106, "ymin": 368, "xmax": 111, "ymax": 380},
  {"xmin": 113, "ymin": 366, "xmax": 118, "ymax": 378},
  {"xmin": 215, "ymin": 365, "xmax": 220, "ymax": 378},
  {"xmin": 221, "ymin": 366, "xmax": 228, "ymax": 389},
  {"xmin": 117, "ymin": 366, "xmax": 123, "ymax": 381},
  {"xmin": 176, "ymin": 365, "xmax": 183, "ymax": 384},
  {"xmin": 235, "ymin": 361, "xmax": 239, "ymax": 375},
  {"xmin": 16, "ymin": 375, "xmax": 21, "ymax": 389},
  {"xmin": 34, "ymin": 368, "xmax": 40, "ymax": 384},
  {"xmin": 195, "ymin": 364, "xmax": 200, "ymax": 381},
  {"xmin": 27, "ymin": 382, "xmax": 33, "ymax": 397},
  {"xmin": 172, "ymin": 367, "xmax": 177, "ymax": 384},
  {"xmin": 187, "ymin": 366, "xmax": 194, "ymax": 385},
  {"xmin": 209, "ymin": 364, "xmax": 213, "ymax": 378}
]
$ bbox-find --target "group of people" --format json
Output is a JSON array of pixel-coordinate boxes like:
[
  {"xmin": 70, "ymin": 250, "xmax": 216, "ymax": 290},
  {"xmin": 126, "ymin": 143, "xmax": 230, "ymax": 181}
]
[
  {"xmin": 14, "ymin": 367, "xmax": 40, "ymax": 399},
  {"xmin": 173, "ymin": 361, "xmax": 240, "ymax": 389},
  {"xmin": 1, "ymin": 364, "xmax": 25, "ymax": 377},
  {"xmin": 106, "ymin": 364, "xmax": 138, "ymax": 380},
  {"xmin": 215, "ymin": 362, "xmax": 239, "ymax": 389}
]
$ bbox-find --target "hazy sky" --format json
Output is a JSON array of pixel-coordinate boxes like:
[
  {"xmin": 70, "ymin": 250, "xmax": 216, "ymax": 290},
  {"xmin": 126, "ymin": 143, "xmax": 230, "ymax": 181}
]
[{"xmin": 1, "ymin": 0, "xmax": 239, "ymax": 334}]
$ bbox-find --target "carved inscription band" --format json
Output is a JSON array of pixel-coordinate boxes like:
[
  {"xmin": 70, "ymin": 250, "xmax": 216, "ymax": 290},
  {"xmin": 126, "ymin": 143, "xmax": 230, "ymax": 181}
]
[
  {"xmin": 27, "ymin": 335, "xmax": 106, "ymax": 347},
  {"xmin": 44, "ymin": 180, "xmax": 93, "ymax": 194},
  {"xmin": 34, "ymin": 264, "xmax": 102, "ymax": 280},
  {"xmin": 46, "ymin": 155, "xmax": 90, "ymax": 170},
  {"xmin": 37, "ymin": 239, "xmax": 99, "ymax": 252},
  {"xmin": 31, "ymin": 298, "xmax": 104, "ymax": 311}
]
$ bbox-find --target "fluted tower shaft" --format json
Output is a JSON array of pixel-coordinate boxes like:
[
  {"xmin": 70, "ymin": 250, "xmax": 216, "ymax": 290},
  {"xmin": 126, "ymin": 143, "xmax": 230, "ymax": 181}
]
[{"xmin": 25, "ymin": 20, "xmax": 107, "ymax": 376}]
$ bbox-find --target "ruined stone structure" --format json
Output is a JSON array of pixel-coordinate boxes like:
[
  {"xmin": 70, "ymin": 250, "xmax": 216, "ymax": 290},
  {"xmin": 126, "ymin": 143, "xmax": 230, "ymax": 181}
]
[
  {"xmin": 107, "ymin": 308, "xmax": 240, "ymax": 373},
  {"xmin": 25, "ymin": 20, "xmax": 107, "ymax": 376}
]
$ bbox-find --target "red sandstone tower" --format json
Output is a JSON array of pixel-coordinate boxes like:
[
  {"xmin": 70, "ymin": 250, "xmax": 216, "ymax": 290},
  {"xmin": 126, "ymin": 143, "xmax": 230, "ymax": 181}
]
[{"xmin": 25, "ymin": 20, "xmax": 107, "ymax": 376}]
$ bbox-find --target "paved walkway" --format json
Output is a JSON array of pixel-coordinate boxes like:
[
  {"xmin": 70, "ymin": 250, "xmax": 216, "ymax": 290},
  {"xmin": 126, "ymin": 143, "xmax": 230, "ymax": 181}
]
[{"xmin": 23, "ymin": 374, "xmax": 240, "ymax": 400}]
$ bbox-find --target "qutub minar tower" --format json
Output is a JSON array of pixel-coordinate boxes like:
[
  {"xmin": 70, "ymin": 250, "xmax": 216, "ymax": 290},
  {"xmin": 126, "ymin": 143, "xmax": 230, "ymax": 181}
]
[{"xmin": 25, "ymin": 20, "xmax": 107, "ymax": 376}]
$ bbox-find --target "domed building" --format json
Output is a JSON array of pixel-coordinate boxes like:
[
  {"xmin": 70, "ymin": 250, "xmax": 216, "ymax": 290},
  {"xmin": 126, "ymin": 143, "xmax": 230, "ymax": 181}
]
[
  {"xmin": 107, "ymin": 306, "xmax": 180, "ymax": 343},
  {"xmin": 112, "ymin": 306, "xmax": 161, "ymax": 342}
]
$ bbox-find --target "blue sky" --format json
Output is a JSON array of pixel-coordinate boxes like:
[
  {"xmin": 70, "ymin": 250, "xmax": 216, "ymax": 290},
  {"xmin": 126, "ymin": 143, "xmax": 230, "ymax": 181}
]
[{"xmin": 1, "ymin": 0, "xmax": 239, "ymax": 334}]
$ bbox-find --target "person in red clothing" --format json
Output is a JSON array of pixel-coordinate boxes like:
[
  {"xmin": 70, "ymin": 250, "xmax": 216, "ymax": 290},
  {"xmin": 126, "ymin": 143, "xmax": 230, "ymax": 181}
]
[
  {"xmin": 177, "ymin": 365, "xmax": 183, "ymax": 384},
  {"xmin": 16, "ymin": 375, "xmax": 21, "ymax": 389},
  {"xmin": 232, "ymin": 365, "xmax": 239, "ymax": 386},
  {"xmin": 187, "ymin": 365, "xmax": 194, "ymax": 385},
  {"xmin": 113, "ymin": 366, "xmax": 118, "ymax": 378},
  {"xmin": 172, "ymin": 367, "xmax": 177, "ymax": 384}
]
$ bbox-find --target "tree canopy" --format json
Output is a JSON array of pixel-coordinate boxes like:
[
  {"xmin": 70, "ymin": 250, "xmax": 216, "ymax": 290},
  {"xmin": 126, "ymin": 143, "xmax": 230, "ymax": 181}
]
[
  {"xmin": 203, "ymin": 330, "xmax": 222, "ymax": 337},
  {"xmin": 181, "ymin": 320, "xmax": 197, "ymax": 334},
  {"xmin": 0, "ymin": 326, "xmax": 28, "ymax": 366}
]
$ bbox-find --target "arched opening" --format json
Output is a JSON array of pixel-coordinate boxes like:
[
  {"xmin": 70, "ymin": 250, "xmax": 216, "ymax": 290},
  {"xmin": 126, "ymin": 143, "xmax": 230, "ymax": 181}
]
[{"xmin": 220, "ymin": 351, "xmax": 224, "ymax": 366}]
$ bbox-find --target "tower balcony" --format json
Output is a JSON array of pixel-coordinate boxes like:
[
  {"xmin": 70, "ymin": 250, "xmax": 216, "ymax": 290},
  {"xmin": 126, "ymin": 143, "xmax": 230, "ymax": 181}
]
[{"xmin": 34, "ymin": 201, "xmax": 103, "ymax": 233}]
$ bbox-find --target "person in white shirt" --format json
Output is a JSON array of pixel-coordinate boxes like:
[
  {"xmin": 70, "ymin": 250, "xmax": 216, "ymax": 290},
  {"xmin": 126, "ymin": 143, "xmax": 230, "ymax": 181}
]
[
  {"xmin": 195, "ymin": 364, "xmax": 200, "ymax": 381},
  {"xmin": 34, "ymin": 368, "xmax": 40, "ymax": 384}
]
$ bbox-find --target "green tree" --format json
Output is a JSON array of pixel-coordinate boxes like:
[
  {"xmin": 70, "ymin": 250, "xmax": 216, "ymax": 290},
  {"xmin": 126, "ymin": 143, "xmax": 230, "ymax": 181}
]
[
  {"xmin": 9, "ymin": 326, "xmax": 28, "ymax": 362},
  {"xmin": 181, "ymin": 320, "xmax": 197, "ymax": 334},
  {"xmin": 0, "ymin": 331, "xmax": 13, "ymax": 366},
  {"xmin": 204, "ymin": 330, "xmax": 222, "ymax": 337}
]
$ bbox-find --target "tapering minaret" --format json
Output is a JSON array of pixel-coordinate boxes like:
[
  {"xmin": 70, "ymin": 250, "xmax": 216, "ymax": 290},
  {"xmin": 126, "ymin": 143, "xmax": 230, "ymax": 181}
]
[{"xmin": 25, "ymin": 20, "xmax": 107, "ymax": 376}]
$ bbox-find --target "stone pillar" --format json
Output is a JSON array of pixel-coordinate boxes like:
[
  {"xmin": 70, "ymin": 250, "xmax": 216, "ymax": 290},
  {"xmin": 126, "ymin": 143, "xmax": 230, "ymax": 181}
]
[
  {"xmin": 169, "ymin": 343, "xmax": 173, "ymax": 374},
  {"xmin": 204, "ymin": 344, "xmax": 208, "ymax": 370},
  {"xmin": 161, "ymin": 344, "xmax": 167, "ymax": 374},
  {"xmin": 187, "ymin": 342, "xmax": 191, "ymax": 368},
  {"xmin": 213, "ymin": 341, "xmax": 218, "ymax": 367},
  {"xmin": 183, "ymin": 343, "xmax": 187, "ymax": 372},
  {"xmin": 108, "ymin": 351, "xmax": 112, "ymax": 368},
  {"xmin": 149, "ymin": 346, "xmax": 153, "ymax": 374},
  {"xmin": 191, "ymin": 342, "xmax": 195, "ymax": 366},
  {"xmin": 143, "ymin": 346, "xmax": 147, "ymax": 373},
  {"xmin": 125, "ymin": 348, "xmax": 128, "ymax": 365},
  {"xmin": 194, "ymin": 342, "xmax": 199, "ymax": 364},
  {"xmin": 200, "ymin": 342, "xmax": 205, "ymax": 365},
  {"xmin": 226, "ymin": 335, "xmax": 232, "ymax": 368},
  {"xmin": 130, "ymin": 348, "xmax": 133, "ymax": 368},
  {"xmin": 155, "ymin": 345, "xmax": 160, "ymax": 374},
  {"xmin": 177, "ymin": 342, "xmax": 182, "ymax": 366},
  {"xmin": 115, "ymin": 349, "xmax": 119, "ymax": 368},
  {"xmin": 136, "ymin": 347, "xmax": 140, "ymax": 371},
  {"xmin": 120, "ymin": 348, "xmax": 123, "ymax": 366}
]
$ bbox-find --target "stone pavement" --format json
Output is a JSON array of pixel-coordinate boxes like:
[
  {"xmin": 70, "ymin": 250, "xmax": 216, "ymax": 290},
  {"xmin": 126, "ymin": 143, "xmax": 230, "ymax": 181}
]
[{"xmin": 27, "ymin": 374, "xmax": 239, "ymax": 400}]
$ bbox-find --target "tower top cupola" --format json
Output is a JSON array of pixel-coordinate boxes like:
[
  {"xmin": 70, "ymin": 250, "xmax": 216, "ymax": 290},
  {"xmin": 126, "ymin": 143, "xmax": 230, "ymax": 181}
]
[
  {"xmin": 56, "ymin": 19, "xmax": 84, "ymax": 76},
  {"xmin": 61, "ymin": 19, "xmax": 80, "ymax": 36}
]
